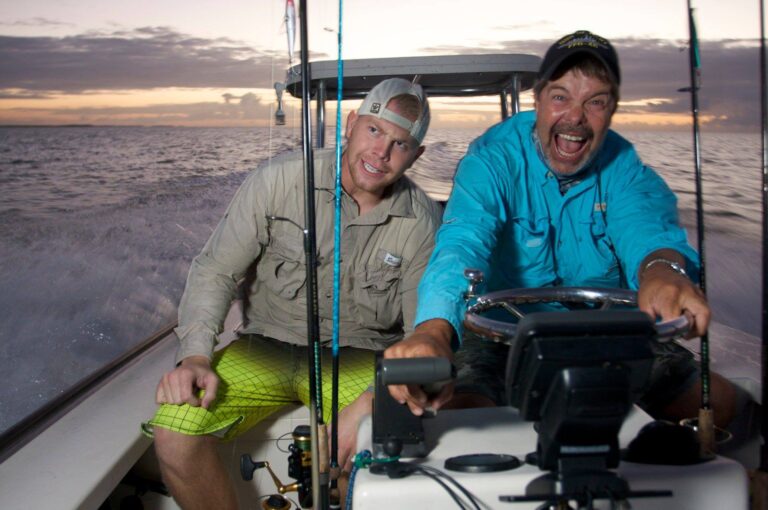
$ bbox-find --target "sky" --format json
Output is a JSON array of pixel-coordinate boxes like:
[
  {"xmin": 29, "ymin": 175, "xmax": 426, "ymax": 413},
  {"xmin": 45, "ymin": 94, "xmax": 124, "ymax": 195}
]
[{"xmin": 0, "ymin": 0, "xmax": 764, "ymax": 130}]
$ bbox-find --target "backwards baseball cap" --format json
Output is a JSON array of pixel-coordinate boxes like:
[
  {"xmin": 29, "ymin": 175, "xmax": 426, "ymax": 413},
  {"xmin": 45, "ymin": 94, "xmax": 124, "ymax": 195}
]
[
  {"xmin": 358, "ymin": 78, "xmax": 431, "ymax": 144},
  {"xmin": 538, "ymin": 30, "xmax": 621, "ymax": 86}
]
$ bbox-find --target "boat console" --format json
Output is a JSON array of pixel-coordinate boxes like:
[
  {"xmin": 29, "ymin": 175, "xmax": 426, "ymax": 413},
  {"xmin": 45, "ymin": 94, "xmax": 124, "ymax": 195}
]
[{"xmin": 351, "ymin": 275, "xmax": 749, "ymax": 510}]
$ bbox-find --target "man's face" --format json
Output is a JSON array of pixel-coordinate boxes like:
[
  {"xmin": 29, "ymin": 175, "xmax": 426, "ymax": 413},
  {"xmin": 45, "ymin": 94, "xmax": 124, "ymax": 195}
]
[
  {"xmin": 343, "ymin": 99, "xmax": 424, "ymax": 201},
  {"xmin": 534, "ymin": 68, "xmax": 615, "ymax": 175}
]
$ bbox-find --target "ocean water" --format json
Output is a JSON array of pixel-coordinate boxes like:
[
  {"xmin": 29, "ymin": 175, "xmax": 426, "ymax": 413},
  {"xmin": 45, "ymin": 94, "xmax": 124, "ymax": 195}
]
[{"xmin": 0, "ymin": 124, "xmax": 762, "ymax": 435}]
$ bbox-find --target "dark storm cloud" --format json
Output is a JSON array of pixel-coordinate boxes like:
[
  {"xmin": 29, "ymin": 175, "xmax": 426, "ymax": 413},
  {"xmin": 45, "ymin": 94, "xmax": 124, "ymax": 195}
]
[
  {"xmin": 0, "ymin": 26, "xmax": 320, "ymax": 94},
  {"xmin": 422, "ymin": 37, "xmax": 761, "ymax": 130}
]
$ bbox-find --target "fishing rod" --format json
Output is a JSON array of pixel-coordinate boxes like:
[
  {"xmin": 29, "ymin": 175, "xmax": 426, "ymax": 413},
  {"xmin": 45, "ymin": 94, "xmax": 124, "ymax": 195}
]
[
  {"xmin": 760, "ymin": 0, "xmax": 768, "ymax": 473},
  {"xmin": 296, "ymin": 0, "xmax": 330, "ymax": 508},
  {"xmin": 330, "ymin": 0, "xmax": 344, "ymax": 506},
  {"xmin": 684, "ymin": 0, "xmax": 715, "ymax": 454}
]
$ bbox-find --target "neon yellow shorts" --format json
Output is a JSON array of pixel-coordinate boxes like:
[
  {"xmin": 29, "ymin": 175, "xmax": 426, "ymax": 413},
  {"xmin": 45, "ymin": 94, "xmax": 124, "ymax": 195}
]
[{"xmin": 143, "ymin": 335, "xmax": 375, "ymax": 441}]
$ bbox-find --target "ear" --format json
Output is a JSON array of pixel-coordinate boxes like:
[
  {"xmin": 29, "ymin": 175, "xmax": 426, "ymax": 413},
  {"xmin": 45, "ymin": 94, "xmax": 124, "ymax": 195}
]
[
  {"xmin": 411, "ymin": 145, "xmax": 426, "ymax": 164},
  {"xmin": 345, "ymin": 111, "xmax": 358, "ymax": 139}
]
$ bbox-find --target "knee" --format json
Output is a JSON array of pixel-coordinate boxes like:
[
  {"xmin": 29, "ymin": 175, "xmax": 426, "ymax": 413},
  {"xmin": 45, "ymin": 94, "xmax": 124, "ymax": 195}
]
[{"xmin": 153, "ymin": 427, "xmax": 207, "ymax": 470}]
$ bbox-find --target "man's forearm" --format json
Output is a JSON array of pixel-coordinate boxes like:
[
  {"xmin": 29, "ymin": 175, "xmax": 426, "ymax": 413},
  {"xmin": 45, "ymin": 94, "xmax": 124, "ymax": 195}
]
[
  {"xmin": 638, "ymin": 248, "xmax": 688, "ymax": 285},
  {"xmin": 412, "ymin": 318, "xmax": 456, "ymax": 350}
]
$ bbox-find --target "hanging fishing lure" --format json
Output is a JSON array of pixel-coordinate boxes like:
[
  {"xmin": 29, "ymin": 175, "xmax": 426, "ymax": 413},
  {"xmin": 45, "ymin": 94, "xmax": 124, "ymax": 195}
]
[{"xmin": 285, "ymin": 0, "xmax": 297, "ymax": 68}]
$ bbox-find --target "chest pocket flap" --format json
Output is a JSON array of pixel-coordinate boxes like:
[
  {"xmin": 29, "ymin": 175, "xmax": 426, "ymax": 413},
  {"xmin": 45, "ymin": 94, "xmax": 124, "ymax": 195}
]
[
  {"xmin": 351, "ymin": 252, "xmax": 403, "ymax": 330},
  {"xmin": 258, "ymin": 232, "xmax": 306, "ymax": 299}
]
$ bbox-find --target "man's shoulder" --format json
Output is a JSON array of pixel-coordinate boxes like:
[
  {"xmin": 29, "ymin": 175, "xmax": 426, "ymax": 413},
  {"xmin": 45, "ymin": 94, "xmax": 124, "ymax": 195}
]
[
  {"xmin": 471, "ymin": 110, "xmax": 536, "ymax": 150},
  {"xmin": 598, "ymin": 129, "xmax": 643, "ymax": 171},
  {"xmin": 604, "ymin": 129, "xmax": 636, "ymax": 152},
  {"xmin": 246, "ymin": 148, "xmax": 335, "ymax": 183},
  {"xmin": 397, "ymin": 176, "xmax": 443, "ymax": 224},
  {"xmin": 248, "ymin": 149, "xmax": 303, "ymax": 177}
]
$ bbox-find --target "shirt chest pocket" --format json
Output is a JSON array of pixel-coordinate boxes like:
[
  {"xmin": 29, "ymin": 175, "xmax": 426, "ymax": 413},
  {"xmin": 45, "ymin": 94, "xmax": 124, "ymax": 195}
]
[
  {"xmin": 508, "ymin": 216, "xmax": 553, "ymax": 275},
  {"xmin": 578, "ymin": 213, "xmax": 621, "ymax": 283},
  {"xmin": 258, "ymin": 233, "xmax": 306, "ymax": 299},
  {"xmin": 351, "ymin": 265, "xmax": 402, "ymax": 330}
]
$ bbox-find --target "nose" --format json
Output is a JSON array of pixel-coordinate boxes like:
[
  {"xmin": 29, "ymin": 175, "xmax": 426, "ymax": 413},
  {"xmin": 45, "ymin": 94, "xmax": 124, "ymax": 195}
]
[
  {"xmin": 372, "ymin": 137, "xmax": 393, "ymax": 161},
  {"xmin": 562, "ymin": 102, "xmax": 586, "ymax": 124}
]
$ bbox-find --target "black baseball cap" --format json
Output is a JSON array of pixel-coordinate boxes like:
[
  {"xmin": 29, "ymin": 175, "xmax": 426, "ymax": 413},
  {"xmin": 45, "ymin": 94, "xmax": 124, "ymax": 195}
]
[{"xmin": 538, "ymin": 30, "xmax": 621, "ymax": 85}]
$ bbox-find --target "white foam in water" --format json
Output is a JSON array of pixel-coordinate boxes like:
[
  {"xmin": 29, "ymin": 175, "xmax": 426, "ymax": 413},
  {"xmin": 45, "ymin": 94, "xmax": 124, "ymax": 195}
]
[{"xmin": 0, "ymin": 125, "xmax": 762, "ymax": 435}]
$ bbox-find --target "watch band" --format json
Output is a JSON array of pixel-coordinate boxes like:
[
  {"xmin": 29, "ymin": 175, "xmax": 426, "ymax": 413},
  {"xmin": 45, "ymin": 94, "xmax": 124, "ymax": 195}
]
[{"xmin": 642, "ymin": 258, "xmax": 688, "ymax": 278}]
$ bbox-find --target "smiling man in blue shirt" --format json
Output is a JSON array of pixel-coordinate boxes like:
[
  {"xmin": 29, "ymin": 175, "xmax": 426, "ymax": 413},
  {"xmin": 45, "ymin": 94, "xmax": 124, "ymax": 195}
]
[{"xmin": 385, "ymin": 31, "xmax": 737, "ymax": 428}]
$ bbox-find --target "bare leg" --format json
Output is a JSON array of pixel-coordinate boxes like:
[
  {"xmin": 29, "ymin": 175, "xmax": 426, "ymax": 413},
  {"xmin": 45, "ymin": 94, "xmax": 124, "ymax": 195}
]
[
  {"xmin": 655, "ymin": 371, "xmax": 738, "ymax": 429},
  {"xmin": 154, "ymin": 427, "xmax": 238, "ymax": 510}
]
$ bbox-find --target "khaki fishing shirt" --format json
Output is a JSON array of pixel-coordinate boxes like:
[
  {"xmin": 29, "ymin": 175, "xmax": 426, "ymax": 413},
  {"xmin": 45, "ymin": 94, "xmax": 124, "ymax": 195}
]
[{"xmin": 175, "ymin": 149, "xmax": 443, "ymax": 363}]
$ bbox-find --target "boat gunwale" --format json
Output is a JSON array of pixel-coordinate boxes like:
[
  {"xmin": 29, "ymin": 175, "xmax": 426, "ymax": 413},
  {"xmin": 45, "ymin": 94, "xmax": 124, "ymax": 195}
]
[{"xmin": 0, "ymin": 322, "xmax": 177, "ymax": 465}]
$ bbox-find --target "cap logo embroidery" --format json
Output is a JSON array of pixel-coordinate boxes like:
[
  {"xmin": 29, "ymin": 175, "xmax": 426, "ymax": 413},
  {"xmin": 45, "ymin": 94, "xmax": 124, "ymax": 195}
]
[
  {"xmin": 370, "ymin": 103, "xmax": 381, "ymax": 114},
  {"xmin": 558, "ymin": 32, "xmax": 610, "ymax": 51}
]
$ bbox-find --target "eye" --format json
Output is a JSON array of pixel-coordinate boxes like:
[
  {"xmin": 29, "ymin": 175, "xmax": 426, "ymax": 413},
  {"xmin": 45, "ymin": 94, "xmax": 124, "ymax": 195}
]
[
  {"xmin": 551, "ymin": 94, "xmax": 567, "ymax": 102},
  {"xmin": 367, "ymin": 125, "xmax": 379, "ymax": 135},
  {"xmin": 395, "ymin": 140, "xmax": 410, "ymax": 151},
  {"xmin": 586, "ymin": 96, "xmax": 610, "ymax": 113}
]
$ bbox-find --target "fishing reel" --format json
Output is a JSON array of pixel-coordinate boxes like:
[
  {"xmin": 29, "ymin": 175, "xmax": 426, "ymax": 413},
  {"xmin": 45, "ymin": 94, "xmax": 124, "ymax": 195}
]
[{"xmin": 241, "ymin": 424, "xmax": 313, "ymax": 509}]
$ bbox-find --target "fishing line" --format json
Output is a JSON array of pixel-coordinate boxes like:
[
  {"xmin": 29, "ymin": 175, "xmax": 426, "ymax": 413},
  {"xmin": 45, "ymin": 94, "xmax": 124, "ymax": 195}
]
[{"xmin": 330, "ymin": 0, "xmax": 344, "ymax": 482}]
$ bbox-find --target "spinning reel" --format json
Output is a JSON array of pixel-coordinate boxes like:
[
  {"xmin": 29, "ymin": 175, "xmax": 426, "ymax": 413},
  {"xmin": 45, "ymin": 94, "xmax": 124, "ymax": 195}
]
[{"xmin": 241, "ymin": 425, "xmax": 313, "ymax": 509}]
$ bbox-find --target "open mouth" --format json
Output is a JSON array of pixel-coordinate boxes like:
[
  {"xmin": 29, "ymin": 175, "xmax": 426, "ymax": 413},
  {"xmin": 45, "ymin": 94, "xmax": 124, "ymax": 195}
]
[
  {"xmin": 554, "ymin": 133, "xmax": 589, "ymax": 160},
  {"xmin": 363, "ymin": 161, "xmax": 383, "ymax": 175}
]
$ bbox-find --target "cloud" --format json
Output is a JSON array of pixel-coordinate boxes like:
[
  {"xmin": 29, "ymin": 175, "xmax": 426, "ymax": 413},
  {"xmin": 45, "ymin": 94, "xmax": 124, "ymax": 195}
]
[
  {"xmin": 0, "ymin": 17, "xmax": 75, "ymax": 28},
  {"xmin": 0, "ymin": 27, "xmax": 760, "ymax": 129},
  {"xmin": 0, "ymin": 26, "xmax": 315, "ymax": 94},
  {"xmin": 421, "ymin": 37, "xmax": 761, "ymax": 130},
  {"xmin": 1, "ymin": 91, "xmax": 302, "ymax": 126}
]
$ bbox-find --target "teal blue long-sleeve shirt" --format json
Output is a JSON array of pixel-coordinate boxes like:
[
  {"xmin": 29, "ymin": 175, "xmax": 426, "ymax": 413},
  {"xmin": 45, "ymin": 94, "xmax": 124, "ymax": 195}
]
[{"xmin": 414, "ymin": 110, "xmax": 699, "ymax": 348}]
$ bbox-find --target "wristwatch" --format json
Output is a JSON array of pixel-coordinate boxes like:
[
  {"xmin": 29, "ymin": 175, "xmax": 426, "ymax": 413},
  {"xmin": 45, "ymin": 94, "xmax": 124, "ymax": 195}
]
[{"xmin": 642, "ymin": 258, "xmax": 688, "ymax": 278}]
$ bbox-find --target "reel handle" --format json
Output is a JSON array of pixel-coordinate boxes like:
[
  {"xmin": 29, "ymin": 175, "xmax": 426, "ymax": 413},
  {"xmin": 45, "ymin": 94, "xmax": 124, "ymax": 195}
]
[{"xmin": 240, "ymin": 455, "xmax": 267, "ymax": 481}]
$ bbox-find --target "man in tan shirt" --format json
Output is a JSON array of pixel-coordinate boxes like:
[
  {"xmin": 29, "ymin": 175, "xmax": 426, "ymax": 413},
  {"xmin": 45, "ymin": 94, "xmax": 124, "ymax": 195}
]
[{"xmin": 144, "ymin": 78, "xmax": 442, "ymax": 509}]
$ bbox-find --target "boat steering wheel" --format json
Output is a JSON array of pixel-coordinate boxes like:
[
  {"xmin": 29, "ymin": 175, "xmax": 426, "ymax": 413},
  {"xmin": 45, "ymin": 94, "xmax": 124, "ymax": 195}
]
[{"xmin": 463, "ymin": 285, "xmax": 691, "ymax": 343}]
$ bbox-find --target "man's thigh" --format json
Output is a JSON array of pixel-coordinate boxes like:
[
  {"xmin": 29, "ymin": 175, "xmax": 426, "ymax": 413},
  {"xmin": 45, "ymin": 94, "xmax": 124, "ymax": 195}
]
[
  {"xmin": 294, "ymin": 346, "xmax": 376, "ymax": 419},
  {"xmin": 144, "ymin": 337, "xmax": 300, "ymax": 440}
]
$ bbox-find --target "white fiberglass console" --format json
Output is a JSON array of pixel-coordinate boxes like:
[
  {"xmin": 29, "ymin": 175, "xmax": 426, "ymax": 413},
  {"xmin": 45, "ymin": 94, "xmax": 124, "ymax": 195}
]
[{"xmin": 352, "ymin": 406, "xmax": 747, "ymax": 510}]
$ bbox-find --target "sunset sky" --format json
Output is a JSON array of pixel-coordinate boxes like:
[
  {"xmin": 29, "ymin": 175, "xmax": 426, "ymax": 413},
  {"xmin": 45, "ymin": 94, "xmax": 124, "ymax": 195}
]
[{"xmin": 0, "ymin": 0, "xmax": 763, "ymax": 130}]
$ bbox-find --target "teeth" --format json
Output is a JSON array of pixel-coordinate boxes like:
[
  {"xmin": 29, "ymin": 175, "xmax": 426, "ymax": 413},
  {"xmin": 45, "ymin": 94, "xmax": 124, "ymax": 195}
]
[
  {"xmin": 559, "ymin": 133, "xmax": 584, "ymax": 142},
  {"xmin": 363, "ymin": 162, "xmax": 381, "ymax": 174}
]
